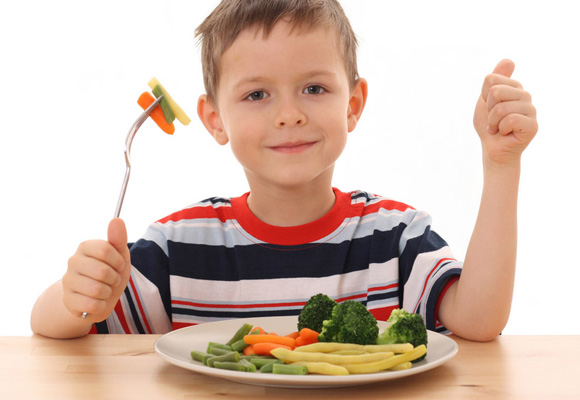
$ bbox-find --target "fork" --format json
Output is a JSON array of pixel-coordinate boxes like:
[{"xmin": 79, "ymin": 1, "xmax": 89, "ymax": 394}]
[{"xmin": 81, "ymin": 94, "xmax": 164, "ymax": 320}]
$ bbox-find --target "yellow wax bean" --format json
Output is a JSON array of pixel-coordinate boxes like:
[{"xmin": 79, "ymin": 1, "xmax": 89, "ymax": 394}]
[
  {"xmin": 341, "ymin": 345, "xmax": 427, "ymax": 374},
  {"xmin": 291, "ymin": 362, "xmax": 349, "ymax": 376},
  {"xmin": 329, "ymin": 350, "xmax": 368, "ymax": 355},
  {"xmin": 294, "ymin": 342, "xmax": 414, "ymax": 354},
  {"xmin": 270, "ymin": 348, "xmax": 394, "ymax": 365},
  {"xmin": 389, "ymin": 361, "xmax": 412, "ymax": 371}
]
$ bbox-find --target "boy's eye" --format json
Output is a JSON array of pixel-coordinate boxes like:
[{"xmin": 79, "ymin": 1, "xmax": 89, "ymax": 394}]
[
  {"xmin": 247, "ymin": 91, "xmax": 267, "ymax": 101},
  {"xmin": 304, "ymin": 85, "xmax": 325, "ymax": 95}
]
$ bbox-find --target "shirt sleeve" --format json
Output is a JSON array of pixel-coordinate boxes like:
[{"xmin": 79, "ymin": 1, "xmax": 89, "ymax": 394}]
[
  {"xmin": 92, "ymin": 224, "xmax": 172, "ymax": 334},
  {"xmin": 398, "ymin": 210, "xmax": 463, "ymax": 333}
]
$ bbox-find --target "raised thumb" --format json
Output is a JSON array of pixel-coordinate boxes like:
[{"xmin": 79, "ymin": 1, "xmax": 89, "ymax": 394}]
[
  {"xmin": 108, "ymin": 218, "xmax": 130, "ymax": 263},
  {"xmin": 492, "ymin": 59, "xmax": 515, "ymax": 78}
]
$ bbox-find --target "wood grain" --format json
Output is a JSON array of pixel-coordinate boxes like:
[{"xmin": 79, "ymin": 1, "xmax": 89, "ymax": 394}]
[{"xmin": 1, "ymin": 335, "xmax": 578, "ymax": 399}]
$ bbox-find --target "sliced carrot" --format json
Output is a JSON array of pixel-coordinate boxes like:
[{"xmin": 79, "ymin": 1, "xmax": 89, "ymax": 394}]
[
  {"xmin": 252, "ymin": 342, "xmax": 293, "ymax": 356},
  {"xmin": 298, "ymin": 328, "xmax": 320, "ymax": 344},
  {"xmin": 137, "ymin": 92, "xmax": 175, "ymax": 135},
  {"xmin": 285, "ymin": 331, "xmax": 300, "ymax": 339},
  {"xmin": 294, "ymin": 336, "xmax": 307, "ymax": 347},
  {"xmin": 243, "ymin": 344, "xmax": 256, "ymax": 356},
  {"xmin": 243, "ymin": 334, "xmax": 295, "ymax": 349}
]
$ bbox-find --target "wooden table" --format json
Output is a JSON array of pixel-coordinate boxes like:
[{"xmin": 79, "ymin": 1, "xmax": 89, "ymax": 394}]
[{"xmin": 1, "ymin": 334, "xmax": 578, "ymax": 399}]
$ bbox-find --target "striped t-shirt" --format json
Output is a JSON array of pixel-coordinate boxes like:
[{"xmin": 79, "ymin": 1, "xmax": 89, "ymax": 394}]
[{"xmin": 93, "ymin": 188, "xmax": 462, "ymax": 335}]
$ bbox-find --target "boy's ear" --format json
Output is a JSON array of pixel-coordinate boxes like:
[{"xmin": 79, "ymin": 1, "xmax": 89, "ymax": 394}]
[
  {"xmin": 197, "ymin": 94, "xmax": 229, "ymax": 145},
  {"xmin": 347, "ymin": 78, "xmax": 368, "ymax": 133}
]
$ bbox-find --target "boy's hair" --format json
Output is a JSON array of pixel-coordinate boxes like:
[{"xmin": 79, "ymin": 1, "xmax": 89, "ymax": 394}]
[{"xmin": 195, "ymin": 0, "xmax": 359, "ymax": 104}]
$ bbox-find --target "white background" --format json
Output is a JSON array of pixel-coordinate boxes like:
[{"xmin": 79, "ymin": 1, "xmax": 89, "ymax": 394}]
[{"xmin": 1, "ymin": 1, "xmax": 578, "ymax": 336}]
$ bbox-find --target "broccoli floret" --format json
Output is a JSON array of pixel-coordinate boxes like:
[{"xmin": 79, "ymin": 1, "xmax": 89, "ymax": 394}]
[
  {"xmin": 377, "ymin": 308, "xmax": 428, "ymax": 362},
  {"xmin": 318, "ymin": 300, "xmax": 379, "ymax": 345},
  {"xmin": 297, "ymin": 293, "xmax": 337, "ymax": 333}
]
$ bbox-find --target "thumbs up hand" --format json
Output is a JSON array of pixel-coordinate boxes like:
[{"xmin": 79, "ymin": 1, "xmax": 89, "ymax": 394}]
[
  {"xmin": 63, "ymin": 218, "xmax": 132, "ymax": 322},
  {"xmin": 473, "ymin": 59, "xmax": 538, "ymax": 166}
]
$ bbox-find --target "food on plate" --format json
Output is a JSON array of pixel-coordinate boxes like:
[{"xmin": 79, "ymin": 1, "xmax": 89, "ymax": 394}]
[
  {"xmin": 189, "ymin": 322, "xmax": 425, "ymax": 375},
  {"xmin": 297, "ymin": 293, "xmax": 337, "ymax": 333},
  {"xmin": 317, "ymin": 300, "xmax": 378, "ymax": 345},
  {"xmin": 187, "ymin": 296, "xmax": 430, "ymax": 375},
  {"xmin": 376, "ymin": 308, "xmax": 428, "ymax": 362}
]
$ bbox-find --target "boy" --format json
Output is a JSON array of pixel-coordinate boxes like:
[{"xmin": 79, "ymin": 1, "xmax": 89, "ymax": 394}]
[{"xmin": 31, "ymin": 0, "xmax": 537, "ymax": 341}]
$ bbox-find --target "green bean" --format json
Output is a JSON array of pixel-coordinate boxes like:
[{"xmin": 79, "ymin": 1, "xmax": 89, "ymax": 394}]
[
  {"xmin": 259, "ymin": 360, "xmax": 284, "ymax": 373},
  {"xmin": 239, "ymin": 359, "xmax": 257, "ymax": 372},
  {"xmin": 240, "ymin": 355, "xmax": 273, "ymax": 360},
  {"xmin": 190, "ymin": 350, "xmax": 209, "ymax": 362},
  {"xmin": 207, "ymin": 346, "xmax": 233, "ymax": 356},
  {"xmin": 225, "ymin": 323, "xmax": 254, "ymax": 346},
  {"xmin": 206, "ymin": 342, "xmax": 232, "ymax": 353},
  {"xmin": 230, "ymin": 338, "xmax": 249, "ymax": 352},
  {"xmin": 202, "ymin": 353, "xmax": 214, "ymax": 365},
  {"xmin": 249, "ymin": 357, "xmax": 279, "ymax": 368},
  {"xmin": 207, "ymin": 351, "xmax": 240, "ymax": 368},
  {"xmin": 272, "ymin": 363, "xmax": 308, "ymax": 375},
  {"xmin": 213, "ymin": 361, "xmax": 246, "ymax": 372}
]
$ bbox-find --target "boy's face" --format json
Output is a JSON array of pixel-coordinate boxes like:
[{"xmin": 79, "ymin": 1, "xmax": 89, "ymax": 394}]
[{"xmin": 200, "ymin": 20, "xmax": 366, "ymax": 193}]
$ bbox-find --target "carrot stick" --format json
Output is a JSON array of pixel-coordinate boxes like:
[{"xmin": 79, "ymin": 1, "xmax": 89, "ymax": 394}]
[
  {"xmin": 137, "ymin": 92, "xmax": 175, "ymax": 135},
  {"xmin": 250, "ymin": 327, "xmax": 266, "ymax": 335},
  {"xmin": 243, "ymin": 334, "xmax": 295, "ymax": 349},
  {"xmin": 252, "ymin": 342, "xmax": 293, "ymax": 356},
  {"xmin": 298, "ymin": 328, "xmax": 320, "ymax": 344},
  {"xmin": 243, "ymin": 344, "xmax": 256, "ymax": 356},
  {"xmin": 285, "ymin": 331, "xmax": 300, "ymax": 339}
]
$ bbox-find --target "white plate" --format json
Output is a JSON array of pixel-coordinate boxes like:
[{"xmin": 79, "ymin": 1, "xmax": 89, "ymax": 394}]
[{"xmin": 155, "ymin": 316, "xmax": 458, "ymax": 388}]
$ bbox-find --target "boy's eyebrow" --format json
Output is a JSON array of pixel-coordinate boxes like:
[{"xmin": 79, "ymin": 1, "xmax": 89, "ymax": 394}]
[{"xmin": 233, "ymin": 70, "xmax": 339, "ymax": 91}]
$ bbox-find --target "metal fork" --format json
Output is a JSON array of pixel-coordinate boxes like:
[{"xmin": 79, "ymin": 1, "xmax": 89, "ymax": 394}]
[{"xmin": 81, "ymin": 94, "xmax": 164, "ymax": 320}]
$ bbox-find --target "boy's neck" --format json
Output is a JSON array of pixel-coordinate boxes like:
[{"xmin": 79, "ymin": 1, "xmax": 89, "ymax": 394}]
[{"xmin": 246, "ymin": 183, "xmax": 336, "ymax": 227}]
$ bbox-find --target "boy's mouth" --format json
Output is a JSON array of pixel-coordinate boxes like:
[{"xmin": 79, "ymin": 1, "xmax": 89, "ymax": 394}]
[{"xmin": 269, "ymin": 141, "xmax": 317, "ymax": 154}]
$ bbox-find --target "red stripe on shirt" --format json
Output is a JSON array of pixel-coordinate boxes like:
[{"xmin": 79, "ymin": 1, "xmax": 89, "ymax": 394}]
[
  {"xmin": 172, "ymin": 299, "xmax": 307, "ymax": 310},
  {"xmin": 172, "ymin": 321, "xmax": 198, "ymax": 330},
  {"xmin": 369, "ymin": 283, "xmax": 398, "ymax": 293},
  {"xmin": 129, "ymin": 278, "xmax": 153, "ymax": 334},
  {"xmin": 157, "ymin": 204, "xmax": 235, "ymax": 224},
  {"xmin": 370, "ymin": 305, "xmax": 399, "ymax": 322},
  {"xmin": 114, "ymin": 300, "xmax": 132, "ymax": 334},
  {"xmin": 359, "ymin": 199, "xmax": 414, "ymax": 217}
]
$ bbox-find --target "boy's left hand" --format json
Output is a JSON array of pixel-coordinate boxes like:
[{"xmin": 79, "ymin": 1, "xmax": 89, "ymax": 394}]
[{"xmin": 473, "ymin": 59, "xmax": 538, "ymax": 165}]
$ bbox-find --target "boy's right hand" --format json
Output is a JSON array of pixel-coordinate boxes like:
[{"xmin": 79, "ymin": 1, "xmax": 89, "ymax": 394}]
[{"xmin": 62, "ymin": 218, "xmax": 131, "ymax": 322}]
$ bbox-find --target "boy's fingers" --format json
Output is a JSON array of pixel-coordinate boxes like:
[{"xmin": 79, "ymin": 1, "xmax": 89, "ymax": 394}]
[
  {"xmin": 487, "ymin": 101, "xmax": 535, "ymax": 135},
  {"xmin": 481, "ymin": 60, "xmax": 522, "ymax": 103},
  {"xmin": 486, "ymin": 84, "xmax": 531, "ymax": 113},
  {"xmin": 497, "ymin": 113, "xmax": 538, "ymax": 137},
  {"xmin": 492, "ymin": 59, "xmax": 515, "ymax": 78},
  {"xmin": 72, "ymin": 256, "xmax": 123, "ymax": 287},
  {"xmin": 107, "ymin": 218, "xmax": 131, "ymax": 266},
  {"xmin": 64, "ymin": 290, "xmax": 107, "ymax": 316}
]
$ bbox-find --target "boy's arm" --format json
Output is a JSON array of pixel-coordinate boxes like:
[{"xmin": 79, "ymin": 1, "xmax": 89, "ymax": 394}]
[
  {"xmin": 31, "ymin": 280, "xmax": 95, "ymax": 338},
  {"xmin": 438, "ymin": 59, "xmax": 538, "ymax": 341}
]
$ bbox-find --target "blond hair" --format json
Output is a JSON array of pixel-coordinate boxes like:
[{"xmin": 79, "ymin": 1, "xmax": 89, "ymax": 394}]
[{"xmin": 195, "ymin": 0, "xmax": 359, "ymax": 103}]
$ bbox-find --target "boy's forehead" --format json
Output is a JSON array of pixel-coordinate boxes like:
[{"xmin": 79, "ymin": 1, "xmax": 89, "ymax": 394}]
[{"xmin": 222, "ymin": 20, "xmax": 342, "ymax": 70}]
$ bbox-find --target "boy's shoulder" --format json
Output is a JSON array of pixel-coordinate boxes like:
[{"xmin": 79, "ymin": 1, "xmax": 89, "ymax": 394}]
[
  {"xmin": 348, "ymin": 190, "xmax": 416, "ymax": 214},
  {"xmin": 155, "ymin": 195, "xmax": 234, "ymax": 225}
]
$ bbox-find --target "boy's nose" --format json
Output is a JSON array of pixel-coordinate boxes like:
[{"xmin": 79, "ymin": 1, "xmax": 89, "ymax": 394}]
[{"xmin": 274, "ymin": 100, "xmax": 307, "ymax": 128}]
